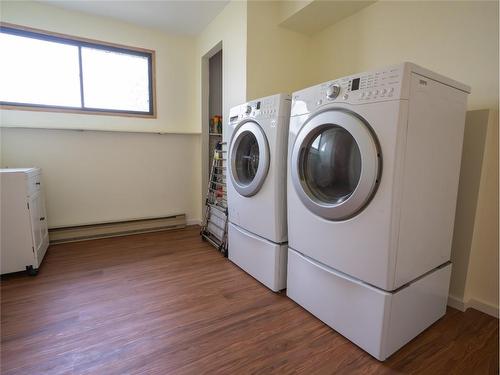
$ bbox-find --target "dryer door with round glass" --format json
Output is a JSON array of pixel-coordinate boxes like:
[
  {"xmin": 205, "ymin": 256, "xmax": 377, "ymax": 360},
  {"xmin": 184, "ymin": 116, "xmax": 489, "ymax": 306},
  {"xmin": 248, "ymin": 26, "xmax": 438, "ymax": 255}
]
[
  {"xmin": 229, "ymin": 121, "xmax": 270, "ymax": 197},
  {"xmin": 291, "ymin": 109, "xmax": 380, "ymax": 221}
]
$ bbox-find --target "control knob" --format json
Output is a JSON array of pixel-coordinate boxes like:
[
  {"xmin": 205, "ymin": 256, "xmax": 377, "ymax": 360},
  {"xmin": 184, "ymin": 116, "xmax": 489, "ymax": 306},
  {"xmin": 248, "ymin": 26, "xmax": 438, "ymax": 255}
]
[
  {"xmin": 326, "ymin": 84, "xmax": 341, "ymax": 100},
  {"xmin": 245, "ymin": 105, "xmax": 252, "ymax": 115}
]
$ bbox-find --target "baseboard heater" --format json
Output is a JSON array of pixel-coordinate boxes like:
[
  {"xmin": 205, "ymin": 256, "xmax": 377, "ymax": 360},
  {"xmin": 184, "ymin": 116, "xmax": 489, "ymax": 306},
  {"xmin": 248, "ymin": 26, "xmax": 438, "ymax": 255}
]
[{"xmin": 48, "ymin": 214, "xmax": 186, "ymax": 244}]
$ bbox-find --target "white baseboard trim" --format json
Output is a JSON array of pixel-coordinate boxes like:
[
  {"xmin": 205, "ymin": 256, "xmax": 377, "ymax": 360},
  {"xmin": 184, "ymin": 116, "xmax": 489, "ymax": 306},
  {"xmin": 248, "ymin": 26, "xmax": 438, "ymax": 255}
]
[
  {"xmin": 187, "ymin": 218, "xmax": 202, "ymax": 226},
  {"xmin": 447, "ymin": 294, "xmax": 467, "ymax": 312},
  {"xmin": 468, "ymin": 298, "xmax": 499, "ymax": 318},
  {"xmin": 448, "ymin": 294, "xmax": 499, "ymax": 318}
]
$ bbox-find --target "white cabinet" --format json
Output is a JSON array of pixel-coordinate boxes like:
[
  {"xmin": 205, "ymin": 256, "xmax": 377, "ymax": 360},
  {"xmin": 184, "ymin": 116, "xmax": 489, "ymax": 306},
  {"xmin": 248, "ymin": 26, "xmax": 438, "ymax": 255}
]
[{"xmin": 1, "ymin": 168, "xmax": 49, "ymax": 275}]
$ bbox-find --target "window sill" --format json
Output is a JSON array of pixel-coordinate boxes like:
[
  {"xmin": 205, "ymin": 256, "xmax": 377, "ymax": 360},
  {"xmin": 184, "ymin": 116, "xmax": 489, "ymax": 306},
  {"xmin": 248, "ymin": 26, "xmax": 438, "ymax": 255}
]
[{"xmin": 0, "ymin": 104, "xmax": 156, "ymax": 119}]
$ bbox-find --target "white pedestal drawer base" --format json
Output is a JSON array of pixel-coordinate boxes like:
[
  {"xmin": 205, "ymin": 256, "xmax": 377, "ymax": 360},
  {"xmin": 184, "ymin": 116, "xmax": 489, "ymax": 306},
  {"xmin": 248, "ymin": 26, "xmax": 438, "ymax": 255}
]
[
  {"xmin": 228, "ymin": 223, "xmax": 287, "ymax": 292},
  {"xmin": 287, "ymin": 248, "xmax": 452, "ymax": 361}
]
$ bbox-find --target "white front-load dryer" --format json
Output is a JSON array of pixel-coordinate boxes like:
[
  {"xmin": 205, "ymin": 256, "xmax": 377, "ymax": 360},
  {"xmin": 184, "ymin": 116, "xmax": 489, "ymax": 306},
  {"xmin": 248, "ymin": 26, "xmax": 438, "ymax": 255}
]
[
  {"xmin": 286, "ymin": 63, "xmax": 469, "ymax": 360},
  {"xmin": 226, "ymin": 93, "xmax": 291, "ymax": 291}
]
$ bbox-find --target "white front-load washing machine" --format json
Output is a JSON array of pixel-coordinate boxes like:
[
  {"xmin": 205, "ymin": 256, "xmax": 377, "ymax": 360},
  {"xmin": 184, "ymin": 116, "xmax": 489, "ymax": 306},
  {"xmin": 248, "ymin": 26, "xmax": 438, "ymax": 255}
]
[
  {"xmin": 286, "ymin": 63, "xmax": 469, "ymax": 360},
  {"xmin": 226, "ymin": 93, "xmax": 291, "ymax": 292}
]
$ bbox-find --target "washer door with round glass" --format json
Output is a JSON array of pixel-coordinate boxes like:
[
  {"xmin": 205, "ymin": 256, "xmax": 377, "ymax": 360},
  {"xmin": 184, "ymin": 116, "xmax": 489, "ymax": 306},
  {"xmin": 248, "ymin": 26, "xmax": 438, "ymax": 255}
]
[
  {"xmin": 229, "ymin": 121, "xmax": 270, "ymax": 197},
  {"xmin": 291, "ymin": 109, "xmax": 380, "ymax": 221}
]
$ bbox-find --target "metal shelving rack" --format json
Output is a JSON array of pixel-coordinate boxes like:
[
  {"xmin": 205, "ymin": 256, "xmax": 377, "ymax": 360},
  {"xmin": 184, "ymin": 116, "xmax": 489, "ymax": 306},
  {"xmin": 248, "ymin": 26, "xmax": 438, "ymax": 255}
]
[{"xmin": 201, "ymin": 142, "xmax": 228, "ymax": 255}]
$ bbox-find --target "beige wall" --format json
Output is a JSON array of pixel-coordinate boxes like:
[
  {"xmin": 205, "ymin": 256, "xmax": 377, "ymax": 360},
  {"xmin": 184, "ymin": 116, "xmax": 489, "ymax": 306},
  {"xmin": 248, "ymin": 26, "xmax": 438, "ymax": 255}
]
[
  {"xmin": 450, "ymin": 110, "xmax": 490, "ymax": 302},
  {"xmin": 246, "ymin": 0, "xmax": 499, "ymax": 111},
  {"xmin": 246, "ymin": 1, "xmax": 310, "ymax": 100},
  {"xmin": 308, "ymin": 1, "xmax": 499, "ymax": 111},
  {"xmin": 1, "ymin": 128, "xmax": 201, "ymax": 227},
  {"xmin": 449, "ymin": 109, "xmax": 499, "ymax": 317},
  {"xmin": 0, "ymin": 1, "xmax": 198, "ymax": 134},
  {"xmin": 0, "ymin": 1, "xmax": 202, "ymax": 226},
  {"xmin": 464, "ymin": 110, "xmax": 499, "ymax": 315},
  {"xmin": 278, "ymin": 0, "xmax": 311, "ymax": 24},
  {"xmin": 196, "ymin": 1, "xmax": 247, "ymax": 131},
  {"xmin": 195, "ymin": 1, "xmax": 247, "ymax": 207},
  {"xmin": 278, "ymin": 0, "xmax": 376, "ymax": 36}
]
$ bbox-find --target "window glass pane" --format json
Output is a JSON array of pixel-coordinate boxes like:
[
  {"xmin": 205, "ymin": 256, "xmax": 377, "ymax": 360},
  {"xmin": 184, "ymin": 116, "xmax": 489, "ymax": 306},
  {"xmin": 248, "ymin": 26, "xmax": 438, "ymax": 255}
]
[
  {"xmin": 81, "ymin": 47, "xmax": 150, "ymax": 112},
  {"xmin": 0, "ymin": 33, "xmax": 81, "ymax": 107}
]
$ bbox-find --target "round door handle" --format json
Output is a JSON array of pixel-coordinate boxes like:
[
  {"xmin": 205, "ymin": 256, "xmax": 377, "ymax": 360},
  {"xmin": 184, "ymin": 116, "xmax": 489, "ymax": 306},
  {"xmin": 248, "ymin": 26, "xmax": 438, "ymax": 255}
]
[{"xmin": 326, "ymin": 84, "xmax": 341, "ymax": 99}]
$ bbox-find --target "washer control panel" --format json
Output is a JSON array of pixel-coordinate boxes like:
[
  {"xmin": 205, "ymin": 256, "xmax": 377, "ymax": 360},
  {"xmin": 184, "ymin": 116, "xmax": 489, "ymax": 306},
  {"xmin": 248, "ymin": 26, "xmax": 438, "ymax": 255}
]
[
  {"xmin": 292, "ymin": 65, "xmax": 405, "ymax": 116},
  {"xmin": 229, "ymin": 94, "xmax": 291, "ymax": 125}
]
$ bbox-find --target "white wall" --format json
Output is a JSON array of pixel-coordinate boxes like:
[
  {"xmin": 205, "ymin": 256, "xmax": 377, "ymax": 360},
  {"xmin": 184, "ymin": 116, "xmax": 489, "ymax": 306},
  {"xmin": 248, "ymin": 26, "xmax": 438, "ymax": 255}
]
[{"xmin": 0, "ymin": 1, "xmax": 202, "ymax": 226}]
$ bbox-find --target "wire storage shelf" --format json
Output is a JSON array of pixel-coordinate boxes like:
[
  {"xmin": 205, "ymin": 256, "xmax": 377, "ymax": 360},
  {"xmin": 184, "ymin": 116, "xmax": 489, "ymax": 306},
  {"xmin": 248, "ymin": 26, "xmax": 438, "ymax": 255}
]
[{"xmin": 201, "ymin": 141, "xmax": 228, "ymax": 255}]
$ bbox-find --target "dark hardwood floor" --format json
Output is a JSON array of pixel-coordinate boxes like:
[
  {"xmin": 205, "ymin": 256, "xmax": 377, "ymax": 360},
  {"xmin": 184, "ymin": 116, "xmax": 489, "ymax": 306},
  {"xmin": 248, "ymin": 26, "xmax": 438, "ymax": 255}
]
[{"xmin": 1, "ymin": 226, "xmax": 498, "ymax": 374}]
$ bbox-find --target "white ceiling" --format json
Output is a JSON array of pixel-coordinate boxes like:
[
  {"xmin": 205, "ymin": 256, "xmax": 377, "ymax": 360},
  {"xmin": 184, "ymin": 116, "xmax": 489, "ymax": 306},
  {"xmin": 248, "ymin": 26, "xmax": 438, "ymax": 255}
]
[{"xmin": 41, "ymin": 1, "xmax": 230, "ymax": 36}]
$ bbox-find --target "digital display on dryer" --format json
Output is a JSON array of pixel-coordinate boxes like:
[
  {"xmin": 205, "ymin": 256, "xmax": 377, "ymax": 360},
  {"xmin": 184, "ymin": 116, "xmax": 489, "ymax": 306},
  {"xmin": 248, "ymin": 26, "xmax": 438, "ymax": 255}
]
[{"xmin": 351, "ymin": 78, "xmax": 360, "ymax": 91}]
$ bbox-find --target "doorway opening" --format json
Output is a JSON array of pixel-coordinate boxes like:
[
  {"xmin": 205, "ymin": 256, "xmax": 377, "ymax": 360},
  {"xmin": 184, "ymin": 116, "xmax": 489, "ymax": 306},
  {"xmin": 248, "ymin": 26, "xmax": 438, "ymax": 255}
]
[{"xmin": 201, "ymin": 42, "xmax": 223, "ymax": 219}]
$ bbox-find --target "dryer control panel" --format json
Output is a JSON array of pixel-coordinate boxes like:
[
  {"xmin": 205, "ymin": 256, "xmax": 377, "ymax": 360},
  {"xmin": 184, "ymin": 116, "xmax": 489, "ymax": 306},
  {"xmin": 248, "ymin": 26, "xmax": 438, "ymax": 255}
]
[
  {"xmin": 319, "ymin": 67, "xmax": 403, "ymax": 103},
  {"xmin": 346, "ymin": 67, "xmax": 402, "ymax": 100},
  {"xmin": 291, "ymin": 64, "xmax": 406, "ymax": 117}
]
